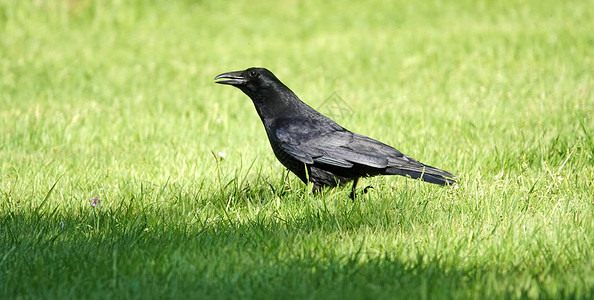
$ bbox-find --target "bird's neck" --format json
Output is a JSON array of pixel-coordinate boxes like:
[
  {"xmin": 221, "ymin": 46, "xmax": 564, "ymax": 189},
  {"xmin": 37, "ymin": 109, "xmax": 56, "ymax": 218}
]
[{"xmin": 250, "ymin": 87, "xmax": 313, "ymax": 127}]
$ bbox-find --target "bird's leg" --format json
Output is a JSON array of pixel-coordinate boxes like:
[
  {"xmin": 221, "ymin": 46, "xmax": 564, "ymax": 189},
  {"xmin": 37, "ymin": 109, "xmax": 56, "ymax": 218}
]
[
  {"xmin": 312, "ymin": 184, "xmax": 322, "ymax": 195},
  {"xmin": 350, "ymin": 178, "xmax": 359, "ymax": 201}
]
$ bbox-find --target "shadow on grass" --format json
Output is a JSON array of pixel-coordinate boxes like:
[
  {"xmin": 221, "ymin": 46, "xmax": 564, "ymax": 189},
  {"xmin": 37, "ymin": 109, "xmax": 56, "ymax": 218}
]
[{"xmin": 0, "ymin": 195, "xmax": 584, "ymax": 300}]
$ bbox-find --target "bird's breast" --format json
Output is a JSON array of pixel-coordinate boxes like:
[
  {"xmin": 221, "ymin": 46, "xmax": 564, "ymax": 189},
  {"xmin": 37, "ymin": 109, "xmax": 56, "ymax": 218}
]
[{"xmin": 268, "ymin": 139, "xmax": 308, "ymax": 183}]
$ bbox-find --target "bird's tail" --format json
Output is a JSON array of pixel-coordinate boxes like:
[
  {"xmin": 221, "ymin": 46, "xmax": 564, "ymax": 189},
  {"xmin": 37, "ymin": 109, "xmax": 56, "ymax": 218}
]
[{"xmin": 386, "ymin": 165, "xmax": 456, "ymax": 186}]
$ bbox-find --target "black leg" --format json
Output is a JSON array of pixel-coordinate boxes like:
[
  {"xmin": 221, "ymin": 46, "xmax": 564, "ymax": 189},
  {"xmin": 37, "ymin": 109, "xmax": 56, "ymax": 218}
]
[
  {"xmin": 350, "ymin": 178, "xmax": 359, "ymax": 200},
  {"xmin": 363, "ymin": 185, "xmax": 374, "ymax": 193},
  {"xmin": 312, "ymin": 184, "xmax": 321, "ymax": 195}
]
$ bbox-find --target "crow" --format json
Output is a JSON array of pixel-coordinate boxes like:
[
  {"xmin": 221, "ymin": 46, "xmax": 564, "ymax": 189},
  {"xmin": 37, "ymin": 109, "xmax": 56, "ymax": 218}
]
[{"xmin": 215, "ymin": 67, "xmax": 455, "ymax": 199}]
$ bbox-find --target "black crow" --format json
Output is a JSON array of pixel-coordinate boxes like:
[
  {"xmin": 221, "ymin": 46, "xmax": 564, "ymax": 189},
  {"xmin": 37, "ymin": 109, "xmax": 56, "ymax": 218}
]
[{"xmin": 215, "ymin": 67, "xmax": 455, "ymax": 199}]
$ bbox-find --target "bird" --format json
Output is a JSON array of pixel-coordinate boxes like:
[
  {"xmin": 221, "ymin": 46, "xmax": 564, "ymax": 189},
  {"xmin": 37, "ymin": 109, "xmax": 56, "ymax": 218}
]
[{"xmin": 214, "ymin": 67, "xmax": 455, "ymax": 199}]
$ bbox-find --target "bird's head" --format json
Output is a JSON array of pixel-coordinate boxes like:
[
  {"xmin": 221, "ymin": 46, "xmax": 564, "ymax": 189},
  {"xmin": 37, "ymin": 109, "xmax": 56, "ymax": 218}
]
[
  {"xmin": 215, "ymin": 67, "xmax": 309, "ymax": 121},
  {"xmin": 214, "ymin": 67, "xmax": 280, "ymax": 97}
]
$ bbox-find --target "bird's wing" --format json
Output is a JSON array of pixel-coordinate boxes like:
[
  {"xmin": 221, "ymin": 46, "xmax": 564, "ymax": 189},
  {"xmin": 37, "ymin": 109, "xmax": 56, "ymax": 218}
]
[
  {"xmin": 306, "ymin": 131, "xmax": 410, "ymax": 169},
  {"xmin": 275, "ymin": 123, "xmax": 417, "ymax": 170},
  {"xmin": 317, "ymin": 132, "xmax": 456, "ymax": 183},
  {"xmin": 279, "ymin": 143, "xmax": 315, "ymax": 164}
]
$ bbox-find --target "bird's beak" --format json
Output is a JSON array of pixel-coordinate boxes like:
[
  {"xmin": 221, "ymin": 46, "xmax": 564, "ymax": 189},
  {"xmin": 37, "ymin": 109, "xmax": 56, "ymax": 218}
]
[{"xmin": 214, "ymin": 71, "xmax": 247, "ymax": 86}]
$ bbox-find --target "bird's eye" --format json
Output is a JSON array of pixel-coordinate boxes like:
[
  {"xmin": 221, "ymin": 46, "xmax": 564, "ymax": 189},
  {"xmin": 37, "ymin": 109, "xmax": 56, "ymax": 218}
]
[{"xmin": 248, "ymin": 70, "xmax": 259, "ymax": 78}]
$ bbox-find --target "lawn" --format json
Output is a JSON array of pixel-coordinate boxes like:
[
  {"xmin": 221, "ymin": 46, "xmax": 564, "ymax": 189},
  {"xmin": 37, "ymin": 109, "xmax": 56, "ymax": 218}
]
[{"xmin": 1, "ymin": 0, "xmax": 593, "ymax": 299}]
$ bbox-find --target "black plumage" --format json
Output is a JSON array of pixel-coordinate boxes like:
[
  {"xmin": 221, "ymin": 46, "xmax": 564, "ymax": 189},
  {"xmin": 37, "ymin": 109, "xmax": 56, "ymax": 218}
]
[{"xmin": 215, "ymin": 67, "xmax": 455, "ymax": 199}]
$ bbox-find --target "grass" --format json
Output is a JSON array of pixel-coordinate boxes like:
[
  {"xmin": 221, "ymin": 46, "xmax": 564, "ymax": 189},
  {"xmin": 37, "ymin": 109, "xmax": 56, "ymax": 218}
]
[{"xmin": 1, "ymin": 0, "xmax": 593, "ymax": 299}]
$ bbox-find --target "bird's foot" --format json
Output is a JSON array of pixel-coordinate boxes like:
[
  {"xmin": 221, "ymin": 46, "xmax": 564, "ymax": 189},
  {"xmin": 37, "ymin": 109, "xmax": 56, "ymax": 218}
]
[{"xmin": 350, "ymin": 185, "xmax": 374, "ymax": 201}]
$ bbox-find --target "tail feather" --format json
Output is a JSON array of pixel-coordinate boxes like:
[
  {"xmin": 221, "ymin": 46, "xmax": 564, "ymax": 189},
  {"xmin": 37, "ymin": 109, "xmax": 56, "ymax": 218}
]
[{"xmin": 386, "ymin": 165, "xmax": 456, "ymax": 186}]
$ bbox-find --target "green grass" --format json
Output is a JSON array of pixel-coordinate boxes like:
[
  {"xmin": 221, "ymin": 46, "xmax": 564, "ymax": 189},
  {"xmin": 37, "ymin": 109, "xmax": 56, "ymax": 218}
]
[{"xmin": 1, "ymin": 0, "xmax": 593, "ymax": 299}]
